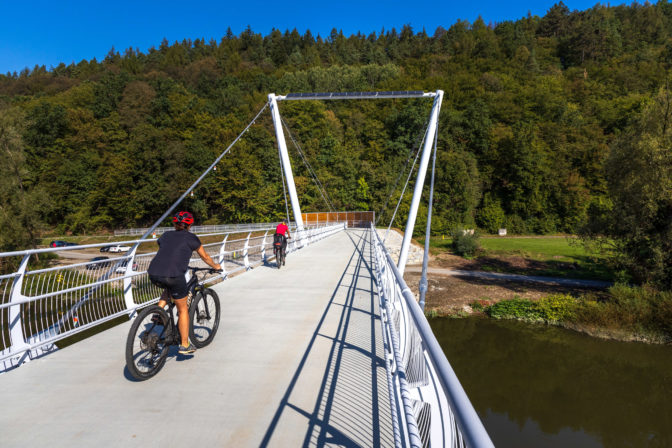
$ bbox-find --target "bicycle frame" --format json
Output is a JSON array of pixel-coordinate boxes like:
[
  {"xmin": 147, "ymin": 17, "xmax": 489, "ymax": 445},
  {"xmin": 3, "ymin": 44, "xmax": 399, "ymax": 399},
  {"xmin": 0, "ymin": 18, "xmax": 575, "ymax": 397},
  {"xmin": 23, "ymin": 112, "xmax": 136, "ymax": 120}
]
[{"xmin": 155, "ymin": 268, "xmax": 212, "ymax": 346}]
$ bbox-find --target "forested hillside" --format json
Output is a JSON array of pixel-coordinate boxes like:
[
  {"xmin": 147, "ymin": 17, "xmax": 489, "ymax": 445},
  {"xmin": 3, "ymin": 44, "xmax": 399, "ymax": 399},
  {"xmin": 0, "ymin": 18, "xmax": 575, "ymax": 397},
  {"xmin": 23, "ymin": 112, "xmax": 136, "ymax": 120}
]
[{"xmin": 1, "ymin": 2, "xmax": 671, "ymax": 285}]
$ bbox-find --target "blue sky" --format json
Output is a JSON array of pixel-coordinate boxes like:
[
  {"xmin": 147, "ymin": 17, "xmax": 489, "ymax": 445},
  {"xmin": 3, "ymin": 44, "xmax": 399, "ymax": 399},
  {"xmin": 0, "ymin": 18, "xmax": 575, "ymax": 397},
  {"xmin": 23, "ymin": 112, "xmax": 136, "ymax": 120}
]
[{"xmin": 1, "ymin": 0, "xmax": 606, "ymax": 74}]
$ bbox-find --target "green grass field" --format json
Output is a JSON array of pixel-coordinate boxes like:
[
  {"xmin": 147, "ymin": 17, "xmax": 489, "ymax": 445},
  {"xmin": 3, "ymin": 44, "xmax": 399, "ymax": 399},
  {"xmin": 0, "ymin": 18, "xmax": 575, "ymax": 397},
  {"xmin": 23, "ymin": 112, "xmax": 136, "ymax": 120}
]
[{"xmin": 424, "ymin": 235, "xmax": 614, "ymax": 281}]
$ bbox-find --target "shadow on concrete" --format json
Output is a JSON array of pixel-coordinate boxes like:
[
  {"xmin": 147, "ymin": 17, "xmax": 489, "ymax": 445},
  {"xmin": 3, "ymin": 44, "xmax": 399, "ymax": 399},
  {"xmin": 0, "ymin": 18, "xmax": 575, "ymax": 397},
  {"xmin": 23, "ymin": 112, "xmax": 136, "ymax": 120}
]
[
  {"xmin": 123, "ymin": 343, "xmax": 194, "ymax": 382},
  {"xmin": 259, "ymin": 229, "xmax": 392, "ymax": 447}
]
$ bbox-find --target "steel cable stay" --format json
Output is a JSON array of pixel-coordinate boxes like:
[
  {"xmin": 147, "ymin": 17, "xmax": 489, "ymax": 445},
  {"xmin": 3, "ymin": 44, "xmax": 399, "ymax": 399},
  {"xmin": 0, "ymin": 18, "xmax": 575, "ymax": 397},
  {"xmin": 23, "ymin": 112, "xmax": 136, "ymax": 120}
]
[
  {"xmin": 419, "ymin": 117, "xmax": 439, "ymax": 311},
  {"xmin": 136, "ymin": 102, "xmax": 270, "ymax": 243},
  {"xmin": 277, "ymin": 142, "xmax": 292, "ymax": 224},
  {"xmin": 12, "ymin": 103, "xmax": 273, "ymax": 351},
  {"xmin": 279, "ymin": 116, "xmax": 336, "ymax": 213},
  {"xmin": 375, "ymin": 114, "xmax": 433, "ymax": 228},
  {"xmin": 383, "ymin": 122, "xmax": 430, "ymax": 244}
]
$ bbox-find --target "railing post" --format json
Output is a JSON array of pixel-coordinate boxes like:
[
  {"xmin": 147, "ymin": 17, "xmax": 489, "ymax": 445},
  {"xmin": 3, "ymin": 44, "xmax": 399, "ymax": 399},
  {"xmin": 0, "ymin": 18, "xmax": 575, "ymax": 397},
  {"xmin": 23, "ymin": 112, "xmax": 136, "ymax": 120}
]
[
  {"xmin": 261, "ymin": 230, "xmax": 269, "ymax": 264},
  {"xmin": 8, "ymin": 254, "xmax": 31, "ymax": 364},
  {"xmin": 219, "ymin": 235, "xmax": 229, "ymax": 277},
  {"xmin": 123, "ymin": 247, "xmax": 139, "ymax": 317},
  {"xmin": 244, "ymin": 232, "xmax": 251, "ymax": 270}
]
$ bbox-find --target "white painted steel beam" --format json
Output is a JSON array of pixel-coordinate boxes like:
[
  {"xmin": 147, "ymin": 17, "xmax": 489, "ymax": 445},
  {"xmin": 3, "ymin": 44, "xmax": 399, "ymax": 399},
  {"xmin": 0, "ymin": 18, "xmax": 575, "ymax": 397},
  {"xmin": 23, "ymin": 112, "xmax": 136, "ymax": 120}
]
[
  {"xmin": 277, "ymin": 91, "xmax": 436, "ymax": 101},
  {"xmin": 269, "ymin": 94, "xmax": 305, "ymax": 231},
  {"xmin": 397, "ymin": 90, "xmax": 444, "ymax": 274}
]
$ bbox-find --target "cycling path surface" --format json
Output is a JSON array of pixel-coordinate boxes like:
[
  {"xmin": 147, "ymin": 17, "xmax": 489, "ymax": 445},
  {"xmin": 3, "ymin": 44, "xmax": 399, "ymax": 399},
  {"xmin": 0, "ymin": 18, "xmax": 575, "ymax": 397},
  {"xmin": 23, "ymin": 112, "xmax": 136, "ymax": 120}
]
[{"xmin": 0, "ymin": 229, "xmax": 394, "ymax": 447}]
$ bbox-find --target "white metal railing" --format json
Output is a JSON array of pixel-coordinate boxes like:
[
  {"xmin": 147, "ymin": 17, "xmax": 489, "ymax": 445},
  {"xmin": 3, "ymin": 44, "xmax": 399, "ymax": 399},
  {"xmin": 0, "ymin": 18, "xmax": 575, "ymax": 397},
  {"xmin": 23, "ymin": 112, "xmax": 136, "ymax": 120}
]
[
  {"xmin": 371, "ymin": 224, "xmax": 494, "ymax": 448},
  {"xmin": 0, "ymin": 222, "xmax": 345, "ymax": 373},
  {"xmin": 114, "ymin": 222, "xmax": 287, "ymax": 237},
  {"xmin": 114, "ymin": 219, "xmax": 368, "ymax": 237}
]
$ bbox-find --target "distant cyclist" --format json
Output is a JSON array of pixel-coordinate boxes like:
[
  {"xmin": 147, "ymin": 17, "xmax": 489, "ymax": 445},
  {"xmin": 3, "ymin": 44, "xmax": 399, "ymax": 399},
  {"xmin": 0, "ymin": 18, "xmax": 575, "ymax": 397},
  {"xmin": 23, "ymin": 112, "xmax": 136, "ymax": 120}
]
[
  {"xmin": 147, "ymin": 211, "xmax": 221, "ymax": 355},
  {"xmin": 274, "ymin": 220, "xmax": 291, "ymax": 265}
]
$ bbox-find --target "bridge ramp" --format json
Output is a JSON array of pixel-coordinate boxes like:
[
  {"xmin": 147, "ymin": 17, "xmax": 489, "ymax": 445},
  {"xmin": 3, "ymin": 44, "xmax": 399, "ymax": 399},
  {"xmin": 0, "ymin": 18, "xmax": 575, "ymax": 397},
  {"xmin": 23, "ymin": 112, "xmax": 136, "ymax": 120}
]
[{"xmin": 0, "ymin": 229, "xmax": 393, "ymax": 447}]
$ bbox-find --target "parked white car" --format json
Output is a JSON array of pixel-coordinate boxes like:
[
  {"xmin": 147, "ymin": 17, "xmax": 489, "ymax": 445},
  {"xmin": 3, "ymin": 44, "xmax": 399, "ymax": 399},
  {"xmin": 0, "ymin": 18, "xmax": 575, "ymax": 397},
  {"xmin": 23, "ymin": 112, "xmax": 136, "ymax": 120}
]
[
  {"xmin": 109, "ymin": 245, "xmax": 131, "ymax": 253},
  {"xmin": 115, "ymin": 259, "xmax": 138, "ymax": 274}
]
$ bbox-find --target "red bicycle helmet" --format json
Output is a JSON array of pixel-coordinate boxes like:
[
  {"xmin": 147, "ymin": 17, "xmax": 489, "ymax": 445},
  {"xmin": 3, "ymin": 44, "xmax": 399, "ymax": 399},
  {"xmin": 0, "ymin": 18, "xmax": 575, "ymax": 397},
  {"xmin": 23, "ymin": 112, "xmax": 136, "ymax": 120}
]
[{"xmin": 173, "ymin": 211, "xmax": 194, "ymax": 226}]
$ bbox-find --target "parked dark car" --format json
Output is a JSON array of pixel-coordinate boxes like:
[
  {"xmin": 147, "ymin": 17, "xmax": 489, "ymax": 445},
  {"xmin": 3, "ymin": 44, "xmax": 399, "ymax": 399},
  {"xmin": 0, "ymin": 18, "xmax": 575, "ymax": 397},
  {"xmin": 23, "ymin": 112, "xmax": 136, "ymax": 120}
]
[
  {"xmin": 99, "ymin": 246, "xmax": 111, "ymax": 252},
  {"xmin": 50, "ymin": 240, "xmax": 79, "ymax": 248},
  {"xmin": 86, "ymin": 256, "xmax": 111, "ymax": 270}
]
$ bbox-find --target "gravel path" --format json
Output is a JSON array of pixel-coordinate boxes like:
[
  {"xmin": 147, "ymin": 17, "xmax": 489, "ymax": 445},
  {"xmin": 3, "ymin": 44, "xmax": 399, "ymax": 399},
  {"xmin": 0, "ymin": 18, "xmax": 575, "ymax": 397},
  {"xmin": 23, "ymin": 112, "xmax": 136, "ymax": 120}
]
[
  {"xmin": 374, "ymin": 227, "xmax": 425, "ymax": 265},
  {"xmin": 404, "ymin": 266, "xmax": 612, "ymax": 289}
]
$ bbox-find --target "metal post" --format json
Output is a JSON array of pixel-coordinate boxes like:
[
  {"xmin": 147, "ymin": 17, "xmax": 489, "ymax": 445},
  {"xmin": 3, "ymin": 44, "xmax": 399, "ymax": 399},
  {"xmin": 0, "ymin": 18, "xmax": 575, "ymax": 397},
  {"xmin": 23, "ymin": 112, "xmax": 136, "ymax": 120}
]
[
  {"xmin": 244, "ymin": 232, "xmax": 251, "ymax": 269},
  {"xmin": 268, "ymin": 94, "xmax": 305, "ymax": 232},
  {"xmin": 219, "ymin": 235, "xmax": 229, "ymax": 278},
  {"xmin": 123, "ymin": 248, "xmax": 138, "ymax": 317},
  {"xmin": 261, "ymin": 230, "xmax": 269, "ymax": 264},
  {"xmin": 8, "ymin": 255, "xmax": 31, "ymax": 364},
  {"xmin": 398, "ymin": 90, "xmax": 444, "ymax": 275}
]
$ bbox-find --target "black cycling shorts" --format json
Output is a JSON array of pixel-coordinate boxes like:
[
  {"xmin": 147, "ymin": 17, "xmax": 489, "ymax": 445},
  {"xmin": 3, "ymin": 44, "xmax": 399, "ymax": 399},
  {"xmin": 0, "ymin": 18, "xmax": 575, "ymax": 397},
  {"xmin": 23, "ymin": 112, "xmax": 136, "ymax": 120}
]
[{"xmin": 149, "ymin": 274, "xmax": 189, "ymax": 300}]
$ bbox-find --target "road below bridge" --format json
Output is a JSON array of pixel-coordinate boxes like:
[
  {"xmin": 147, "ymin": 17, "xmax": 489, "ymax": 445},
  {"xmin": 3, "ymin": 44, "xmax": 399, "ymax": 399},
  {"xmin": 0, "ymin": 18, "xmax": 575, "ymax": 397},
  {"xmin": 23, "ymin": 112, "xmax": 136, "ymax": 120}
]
[{"xmin": 0, "ymin": 229, "xmax": 394, "ymax": 447}]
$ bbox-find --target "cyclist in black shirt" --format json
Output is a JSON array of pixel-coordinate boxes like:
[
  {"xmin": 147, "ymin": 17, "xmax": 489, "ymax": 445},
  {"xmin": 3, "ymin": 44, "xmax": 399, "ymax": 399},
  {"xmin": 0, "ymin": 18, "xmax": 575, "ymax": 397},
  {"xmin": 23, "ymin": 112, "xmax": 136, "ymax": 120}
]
[{"xmin": 147, "ymin": 211, "xmax": 221, "ymax": 354}]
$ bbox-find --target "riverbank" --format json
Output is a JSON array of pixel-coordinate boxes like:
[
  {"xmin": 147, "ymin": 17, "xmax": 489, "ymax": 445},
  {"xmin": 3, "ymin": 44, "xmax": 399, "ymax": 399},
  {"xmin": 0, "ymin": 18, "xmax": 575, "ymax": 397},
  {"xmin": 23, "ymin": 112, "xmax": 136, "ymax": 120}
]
[
  {"xmin": 401, "ymin": 235, "xmax": 671, "ymax": 345},
  {"xmin": 406, "ymin": 271, "xmax": 672, "ymax": 344}
]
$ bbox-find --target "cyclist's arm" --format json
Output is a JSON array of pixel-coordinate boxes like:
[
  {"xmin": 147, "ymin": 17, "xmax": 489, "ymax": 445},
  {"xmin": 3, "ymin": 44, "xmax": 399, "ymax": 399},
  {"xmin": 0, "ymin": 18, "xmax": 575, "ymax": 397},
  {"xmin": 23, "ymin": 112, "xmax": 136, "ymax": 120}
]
[{"xmin": 196, "ymin": 245, "xmax": 221, "ymax": 270}]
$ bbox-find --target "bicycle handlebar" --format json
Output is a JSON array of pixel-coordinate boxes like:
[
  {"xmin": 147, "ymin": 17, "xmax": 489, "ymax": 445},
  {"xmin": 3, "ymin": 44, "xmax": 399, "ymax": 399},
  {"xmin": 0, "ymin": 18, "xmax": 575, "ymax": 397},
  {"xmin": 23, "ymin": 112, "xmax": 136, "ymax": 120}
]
[{"xmin": 189, "ymin": 267, "xmax": 223, "ymax": 274}]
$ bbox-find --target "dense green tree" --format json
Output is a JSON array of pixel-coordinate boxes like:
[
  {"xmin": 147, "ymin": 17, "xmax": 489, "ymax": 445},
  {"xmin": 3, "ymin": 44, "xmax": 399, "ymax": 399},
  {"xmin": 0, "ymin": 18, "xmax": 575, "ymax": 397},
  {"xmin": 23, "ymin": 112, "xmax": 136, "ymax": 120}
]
[{"xmin": 584, "ymin": 87, "xmax": 672, "ymax": 287}]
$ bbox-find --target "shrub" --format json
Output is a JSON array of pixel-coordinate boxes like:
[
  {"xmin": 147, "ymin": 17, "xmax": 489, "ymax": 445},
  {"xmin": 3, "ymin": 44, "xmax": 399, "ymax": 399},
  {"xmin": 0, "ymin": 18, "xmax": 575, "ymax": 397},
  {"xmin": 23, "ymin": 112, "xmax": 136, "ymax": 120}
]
[
  {"xmin": 487, "ymin": 295, "xmax": 577, "ymax": 323},
  {"xmin": 486, "ymin": 297, "xmax": 542, "ymax": 320},
  {"xmin": 535, "ymin": 294, "xmax": 576, "ymax": 323},
  {"xmin": 450, "ymin": 226, "xmax": 480, "ymax": 257},
  {"xmin": 572, "ymin": 284, "xmax": 672, "ymax": 340},
  {"xmin": 470, "ymin": 298, "xmax": 492, "ymax": 311}
]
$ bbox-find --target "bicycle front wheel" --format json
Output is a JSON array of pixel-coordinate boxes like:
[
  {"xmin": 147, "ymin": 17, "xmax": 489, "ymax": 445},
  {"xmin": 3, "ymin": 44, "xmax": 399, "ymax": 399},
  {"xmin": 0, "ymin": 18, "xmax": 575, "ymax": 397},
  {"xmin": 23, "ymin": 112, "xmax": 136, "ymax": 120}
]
[
  {"xmin": 125, "ymin": 305, "xmax": 170, "ymax": 380},
  {"xmin": 189, "ymin": 288, "xmax": 221, "ymax": 348}
]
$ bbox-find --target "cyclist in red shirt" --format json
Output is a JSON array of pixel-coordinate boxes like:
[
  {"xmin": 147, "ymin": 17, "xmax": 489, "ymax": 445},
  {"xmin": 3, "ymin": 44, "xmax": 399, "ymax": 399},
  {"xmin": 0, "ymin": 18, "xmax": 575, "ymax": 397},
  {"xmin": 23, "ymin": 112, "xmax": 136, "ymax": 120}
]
[{"xmin": 274, "ymin": 221, "xmax": 291, "ymax": 265}]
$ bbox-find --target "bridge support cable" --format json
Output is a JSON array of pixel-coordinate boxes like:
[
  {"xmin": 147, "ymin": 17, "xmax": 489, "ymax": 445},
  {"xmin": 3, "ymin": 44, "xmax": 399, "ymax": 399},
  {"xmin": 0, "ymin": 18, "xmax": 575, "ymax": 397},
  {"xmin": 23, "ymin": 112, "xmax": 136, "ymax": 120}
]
[
  {"xmin": 277, "ymin": 143, "xmax": 292, "ymax": 224},
  {"xmin": 418, "ymin": 120, "xmax": 439, "ymax": 311},
  {"xmin": 397, "ymin": 91, "xmax": 444, "ymax": 275},
  {"xmin": 133, "ymin": 102, "xmax": 269, "ymax": 244},
  {"xmin": 383, "ymin": 124, "xmax": 429, "ymax": 244},
  {"xmin": 375, "ymin": 115, "xmax": 432, "ymax": 228},
  {"xmin": 279, "ymin": 116, "xmax": 336, "ymax": 212},
  {"xmin": 269, "ymin": 94, "xmax": 305, "ymax": 233}
]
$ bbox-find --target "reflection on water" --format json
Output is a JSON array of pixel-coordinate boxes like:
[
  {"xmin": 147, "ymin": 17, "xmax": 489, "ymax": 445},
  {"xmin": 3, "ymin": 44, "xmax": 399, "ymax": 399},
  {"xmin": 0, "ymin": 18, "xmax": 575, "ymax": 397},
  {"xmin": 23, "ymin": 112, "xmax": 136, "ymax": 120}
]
[{"xmin": 429, "ymin": 317, "xmax": 672, "ymax": 448}]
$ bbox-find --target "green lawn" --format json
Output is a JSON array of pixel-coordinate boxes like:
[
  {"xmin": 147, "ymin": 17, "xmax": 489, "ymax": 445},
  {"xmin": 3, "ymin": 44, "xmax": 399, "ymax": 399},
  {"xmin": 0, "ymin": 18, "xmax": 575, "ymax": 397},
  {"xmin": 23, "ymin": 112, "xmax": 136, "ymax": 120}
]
[{"xmin": 423, "ymin": 235, "xmax": 614, "ymax": 282}]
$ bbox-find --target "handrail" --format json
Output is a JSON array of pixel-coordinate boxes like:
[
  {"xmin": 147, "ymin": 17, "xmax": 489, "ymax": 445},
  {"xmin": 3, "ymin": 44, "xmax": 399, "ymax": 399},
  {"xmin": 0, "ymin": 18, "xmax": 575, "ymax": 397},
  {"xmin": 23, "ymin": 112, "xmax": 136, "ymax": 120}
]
[
  {"xmin": 1, "ymin": 222, "xmax": 346, "ymax": 372},
  {"xmin": 371, "ymin": 224, "xmax": 494, "ymax": 448}
]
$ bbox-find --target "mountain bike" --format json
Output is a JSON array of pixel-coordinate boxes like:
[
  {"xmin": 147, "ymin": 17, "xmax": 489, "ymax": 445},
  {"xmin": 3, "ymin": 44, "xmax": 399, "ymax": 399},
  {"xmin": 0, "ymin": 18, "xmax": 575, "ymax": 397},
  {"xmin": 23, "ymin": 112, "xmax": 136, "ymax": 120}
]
[
  {"xmin": 273, "ymin": 235, "xmax": 290, "ymax": 269},
  {"xmin": 125, "ymin": 267, "xmax": 222, "ymax": 380}
]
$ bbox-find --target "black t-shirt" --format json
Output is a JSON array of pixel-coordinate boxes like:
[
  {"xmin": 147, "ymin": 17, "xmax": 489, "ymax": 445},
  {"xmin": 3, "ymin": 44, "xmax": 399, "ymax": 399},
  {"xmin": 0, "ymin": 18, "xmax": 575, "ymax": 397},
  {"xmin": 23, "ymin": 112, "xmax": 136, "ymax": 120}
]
[{"xmin": 147, "ymin": 230, "xmax": 202, "ymax": 277}]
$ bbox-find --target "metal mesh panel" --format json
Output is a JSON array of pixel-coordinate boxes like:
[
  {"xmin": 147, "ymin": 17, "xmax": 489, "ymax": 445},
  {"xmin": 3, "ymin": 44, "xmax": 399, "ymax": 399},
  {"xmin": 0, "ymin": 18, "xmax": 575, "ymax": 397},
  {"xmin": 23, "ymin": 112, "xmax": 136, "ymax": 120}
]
[
  {"xmin": 21, "ymin": 267, "xmax": 127, "ymax": 346},
  {"xmin": 402, "ymin": 324, "xmax": 430, "ymax": 388},
  {"xmin": 413, "ymin": 399, "xmax": 432, "ymax": 448},
  {"xmin": 0, "ymin": 276, "xmax": 13, "ymax": 352}
]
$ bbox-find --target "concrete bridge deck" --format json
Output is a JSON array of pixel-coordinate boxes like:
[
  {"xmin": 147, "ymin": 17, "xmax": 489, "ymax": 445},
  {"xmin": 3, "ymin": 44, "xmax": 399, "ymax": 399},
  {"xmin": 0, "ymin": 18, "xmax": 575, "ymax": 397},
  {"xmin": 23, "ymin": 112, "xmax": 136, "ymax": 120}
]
[{"xmin": 0, "ymin": 229, "xmax": 394, "ymax": 447}]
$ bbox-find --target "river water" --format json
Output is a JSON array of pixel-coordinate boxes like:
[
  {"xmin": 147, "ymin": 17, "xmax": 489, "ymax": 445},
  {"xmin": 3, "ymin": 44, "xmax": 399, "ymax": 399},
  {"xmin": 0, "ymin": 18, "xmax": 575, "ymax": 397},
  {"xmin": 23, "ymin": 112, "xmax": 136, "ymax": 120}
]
[{"xmin": 429, "ymin": 317, "xmax": 672, "ymax": 447}]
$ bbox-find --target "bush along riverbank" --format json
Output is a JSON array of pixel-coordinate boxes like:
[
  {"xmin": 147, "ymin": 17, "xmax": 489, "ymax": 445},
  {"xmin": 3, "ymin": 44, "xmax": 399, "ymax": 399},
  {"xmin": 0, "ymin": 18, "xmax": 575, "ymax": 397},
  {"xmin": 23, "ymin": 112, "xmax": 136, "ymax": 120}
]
[{"xmin": 466, "ymin": 284, "xmax": 672, "ymax": 344}]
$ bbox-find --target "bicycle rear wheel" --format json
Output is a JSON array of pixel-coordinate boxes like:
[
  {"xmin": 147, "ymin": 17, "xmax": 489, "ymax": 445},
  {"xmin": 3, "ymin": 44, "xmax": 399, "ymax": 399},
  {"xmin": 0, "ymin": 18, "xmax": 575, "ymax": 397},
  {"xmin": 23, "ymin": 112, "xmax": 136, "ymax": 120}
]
[
  {"xmin": 275, "ymin": 247, "xmax": 282, "ymax": 269},
  {"xmin": 125, "ymin": 305, "xmax": 170, "ymax": 380},
  {"xmin": 189, "ymin": 288, "xmax": 221, "ymax": 348}
]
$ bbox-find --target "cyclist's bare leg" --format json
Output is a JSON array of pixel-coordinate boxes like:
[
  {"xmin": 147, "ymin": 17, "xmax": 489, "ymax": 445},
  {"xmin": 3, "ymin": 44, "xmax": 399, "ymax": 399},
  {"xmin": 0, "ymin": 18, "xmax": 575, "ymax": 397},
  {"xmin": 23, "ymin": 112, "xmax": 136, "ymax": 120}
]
[
  {"xmin": 157, "ymin": 289, "xmax": 171, "ymax": 309},
  {"xmin": 173, "ymin": 296, "xmax": 189, "ymax": 347}
]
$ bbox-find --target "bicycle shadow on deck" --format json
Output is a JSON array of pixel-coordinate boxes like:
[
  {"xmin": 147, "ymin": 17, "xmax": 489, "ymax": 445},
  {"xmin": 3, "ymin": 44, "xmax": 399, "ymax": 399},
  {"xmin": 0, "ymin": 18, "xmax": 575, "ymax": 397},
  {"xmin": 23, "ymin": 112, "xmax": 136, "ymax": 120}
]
[
  {"xmin": 259, "ymin": 229, "xmax": 393, "ymax": 447},
  {"xmin": 122, "ymin": 346, "xmax": 195, "ymax": 382}
]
